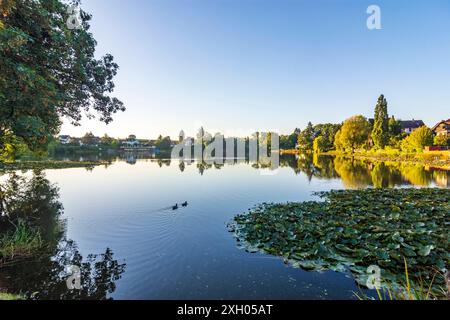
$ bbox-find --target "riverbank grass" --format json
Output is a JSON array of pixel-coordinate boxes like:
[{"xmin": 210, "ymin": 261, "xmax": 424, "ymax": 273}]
[
  {"xmin": 0, "ymin": 220, "xmax": 43, "ymax": 264},
  {"xmin": 322, "ymin": 149, "xmax": 450, "ymax": 170},
  {"xmin": 0, "ymin": 160, "xmax": 110, "ymax": 171},
  {"xmin": 0, "ymin": 292, "xmax": 24, "ymax": 300}
]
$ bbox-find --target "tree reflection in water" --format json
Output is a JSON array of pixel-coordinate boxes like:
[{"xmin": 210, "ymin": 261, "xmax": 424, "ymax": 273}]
[
  {"xmin": 0, "ymin": 171, "xmax": 126, "ymax": 300},
  {"xmin": 278, "ymin": 155, "xmax": 447, "ymax": 188},
  {"xmin": 170, "ymin": 154, "xmax": 447, "ymax": 188}
]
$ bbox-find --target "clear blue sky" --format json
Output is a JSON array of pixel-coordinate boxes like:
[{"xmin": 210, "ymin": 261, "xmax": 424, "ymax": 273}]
[{"xmin": 61, "ymin": 0, "xmax": 450, "ymax": 139}]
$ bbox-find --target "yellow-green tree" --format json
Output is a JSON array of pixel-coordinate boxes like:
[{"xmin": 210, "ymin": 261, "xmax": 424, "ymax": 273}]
[
  {"xmin": 334, "ymin": 115, "xmax": 371, "ymax": 153},
  {"xmin": 434, "ymin": 135, "xmax": 449, "ymax": 147},
  {"xmin": 401, "ymin": 126, "xmax": 434, "ymax": 152}
]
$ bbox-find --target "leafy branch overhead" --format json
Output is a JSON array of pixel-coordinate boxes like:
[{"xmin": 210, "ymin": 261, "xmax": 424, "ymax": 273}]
[{"xmin": 0, "ymin": 0, "xmax": 125, "ymax": 155}]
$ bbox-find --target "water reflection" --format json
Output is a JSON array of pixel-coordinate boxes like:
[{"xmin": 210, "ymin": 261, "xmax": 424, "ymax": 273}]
[
  {"xmin": 170, "ymin": 155, "xmax": 448, "ymax": 188},
  {"xmin": 51, "ymin": 151, "xmax": 450, "ymax": 188},
  {"xmin": 1, "ymin": 155, "xmax": 448, "ymax": 300},
  {"xmin": 0, "ymin": 172, "xmax": 126, "ymax": 299},
  {"xmin": 68, "ymin": 152, "xmax": 449, "ymax": 187}
]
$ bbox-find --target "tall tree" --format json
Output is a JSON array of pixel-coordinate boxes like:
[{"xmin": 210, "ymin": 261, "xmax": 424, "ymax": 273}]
[
  {"xmin": 0, "ymin": 0, "xmax": 124, "ymax": 157},
  {"xmin": 371, "ymin": 95, "xmax": 389, "ymax": 149},
  {"xmin": 297, "ymin": 122, "xmax": 315, "ymax": 151},
  {"xmin": 388, "ymin": 116, "xmax": 402, "ymax": 137}
]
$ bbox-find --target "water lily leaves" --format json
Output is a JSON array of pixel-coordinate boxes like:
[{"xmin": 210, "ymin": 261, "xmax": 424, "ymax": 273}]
[
  {"xmin": 418, "ymin": 245, "xmax": 434, "ymax": 257},
  {"xmin": 335, "ymin": 244, "xmax": 355, "ymax": 253},
  {"xmin": 231, "ymin": 188, "xmax": 449, "ymax": 293}
]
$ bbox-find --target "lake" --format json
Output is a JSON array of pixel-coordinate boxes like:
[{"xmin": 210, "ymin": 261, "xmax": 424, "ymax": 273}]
[{"xmin": 0, "ymin": 155, "xmax": 448, "ymax": 299}]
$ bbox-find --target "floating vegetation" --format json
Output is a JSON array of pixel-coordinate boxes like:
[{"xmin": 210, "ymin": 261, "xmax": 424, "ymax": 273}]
[
  {"xmin": 0, "ymin": 160, "xmax": 110, "ymax": 171},
  {"xmin": 230, "ymin": 188, "xmax": 449, "ymax": 296}
]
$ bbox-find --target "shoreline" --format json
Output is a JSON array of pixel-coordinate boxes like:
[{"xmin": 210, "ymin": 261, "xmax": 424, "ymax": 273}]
[
  {"xmin": 280, "ymin": 149, "xmax": 450, "ymax": 170},
  {"xmin": 324, "ymin": 151, "xmax": 450, "ymax": 171},
  {"xmin": 0, "ymin": 160, "xmax": 111, "ymax": 171}
]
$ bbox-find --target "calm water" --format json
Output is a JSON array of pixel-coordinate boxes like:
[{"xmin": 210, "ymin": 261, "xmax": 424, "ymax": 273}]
[{"xmin": 0, "ymin": 155, "xmax": 448, "ymax": 299}]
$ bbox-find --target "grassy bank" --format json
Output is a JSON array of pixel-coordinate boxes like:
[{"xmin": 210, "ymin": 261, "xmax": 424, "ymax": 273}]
[
  {"xmin": 0, "ymin": 292, "xmax": 24, "ymax": 300},
  {"xmin": 230, "ymin": 188, "xmax": 449, "ymax": 299},
  {"xmin": 0, "ymin": 160, "xmax": 111, "ymax": 171},
  {"xmin": 0, "ymin": 221, "xmax": 44, "ymax": 265},
  {"xmin": 322, "ymin": 150, "xmax": 450, "ymax": 170},
  {"xmin": 280, "ymin": 149, "xmax": 301, "ymax": 155}
]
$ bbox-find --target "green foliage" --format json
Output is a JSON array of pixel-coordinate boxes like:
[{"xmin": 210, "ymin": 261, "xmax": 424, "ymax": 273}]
[
  {"xmin": 334, "ymin": 115, "xmax": 371, "ymax": 153},
  {"xmin": 297, "ymin": 122, "xmax": 315, "ymax": 150},
  {"xmin": 81, "ymin": 132, "xmax": 98, "ymax": 146},
  {"xmin": 313, "ymin": 123, "xmax": 341, "ymax": 153},
  {"xmin": 0, "ymin": 219, "xmax": 43, "ymax": 261},
  {"xmin": 0, "ymin": 172, "xmax": 63, "ymax": 241},
  {"xmin": 155, "ymin": 136, "xmax": 172, "ymax": 150},
  {"xmin": 279, "ymin": 128, "xmax": 300, "ymax": 150},
  {"xmin": 434, "ymin": 134, "xmax": 449, "ymax": 147},
  {"xmin": 0, "ymin": 0, "xmax": 124, "ymax": 158},
  {"xmin": 313, "ymin": 136, "xmax": 324, "ymax": 154},
  {"xmin": 401, "ymin": 126, "xmax": 434, "ymax": 152},
  {"xmin": 355, "ymin": 258, "xmax": 447, "ymax": 300},
  {"xmin": 100, "ymin": 134, "xmax": 113, "ymax": 146},
  {"xmin": 0, "ymin": 292, "xmax": 24, "ymax": 300},
  {"xmin": 388, "ymin": 116, "xmax": 402, "ymax": 137},
  {"xmin": 231, "ymin": 188, "xmax": 449, "ymax": 297},
  {"xmin": 297, "ymin": 123, "xmax": 340, "ymax": 152},
  {"xmin": 371, "ymin": 95, "xmax": 390, "ymax": 149}
]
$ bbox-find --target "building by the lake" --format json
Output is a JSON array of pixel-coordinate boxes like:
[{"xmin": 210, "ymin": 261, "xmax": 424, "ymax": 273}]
[
  {"xmin": 432, "ymin": 119, "xmax": 450, "ymax": 137},
  {"xmin": 400, "ymin": 120, "xmax": 425, "ymax": 134}
]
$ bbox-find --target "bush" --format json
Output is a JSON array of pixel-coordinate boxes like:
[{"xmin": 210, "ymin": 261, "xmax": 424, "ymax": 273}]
[
  {"xmin": 401, "ymin": 126, "xmax": 434, "ymax": 152},
  {"xmin": 434, "ymin": 135, "xmax": 449, "ymax": 147}
]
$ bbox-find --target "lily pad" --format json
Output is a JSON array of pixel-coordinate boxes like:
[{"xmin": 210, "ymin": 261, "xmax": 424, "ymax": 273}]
[{"xmin": 231, "ymin": 188, "xmax": 449, "ymax": 296}]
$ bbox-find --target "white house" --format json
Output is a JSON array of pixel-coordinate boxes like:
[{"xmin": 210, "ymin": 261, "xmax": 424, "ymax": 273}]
[{"xmin": 59, "ymin": 135, "xmax": 71, "ymax": 144}]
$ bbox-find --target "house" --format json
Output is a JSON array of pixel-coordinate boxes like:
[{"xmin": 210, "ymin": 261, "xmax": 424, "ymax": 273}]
[
  {"xmin": 400, "ymin": 120, "xmax": 425, "ymax": 134},
  {"xmin": 432, "ymin": 119, "xmax": 450, "ymax": 137},
  {"xmin": 122, "ymin": 135, "xmax": 140, "ymax": 148},
  {"xmin": 59, "ymin": 135, "xmax": 71, "ymax": 144}
]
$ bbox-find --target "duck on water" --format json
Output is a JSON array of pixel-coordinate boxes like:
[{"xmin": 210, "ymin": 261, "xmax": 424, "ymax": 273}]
[{"xmin": 172, "ymin": 202, "xmax": 188, "ymax": 210}]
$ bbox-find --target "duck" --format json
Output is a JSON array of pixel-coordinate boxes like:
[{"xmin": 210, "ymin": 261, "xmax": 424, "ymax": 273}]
[
  {"xmin": 172, "ymin": 204, "xmax": 179, "ymax": 210},
  {"xmin": 181, "ymin": 201, "xmax": 188, "ymax": 207}
]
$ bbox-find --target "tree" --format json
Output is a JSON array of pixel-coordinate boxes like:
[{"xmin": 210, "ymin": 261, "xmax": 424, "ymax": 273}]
[
  {"xmin": 313, "ymin": 123, "xmax": 341, "ymax": 153},
  {"xmin": 388, "ymin": 116, "xmax": 402, "ymax": 137},
  {"xmin": 434, "ymin": 135, "xmax": 449, "ymax": 147},
  {"xmin": 279, "ymin": 128, "xmax": 300, "ymax": 150},
  {"xmin": 297, "ymin": 122, "xmax": 315, "ymax": 151},
  {"xmin": 313, "ymin": 136, "xmax": 325, "ymax": 154},
  {"xmin": 100, "ymin": 134, "xmax": 113, "ymax": 146},
  {"xmin": 334, "ymin": 130, "xmax": 344, "ymax": 151},
  {"xmin": 0, "ymin": 0, "xmax": 124, "ymax": 157},
  {"xmin": 81, "ymin": 132, "xmax": 97, "ymax": 146},
  {"xmin": 334, "ymin": 115, "xmax": 371, "ymax": 153},
  {"xmin": 401, "ymin": 126, "xmax": 434, "ymax": 152},
  {"xmin": 371, "ymin": 95, "xmax": 389, "ymax": 149},
  {"xmin": 155, "ymin": 136, "xmax": 172, "ymax": 150}
]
